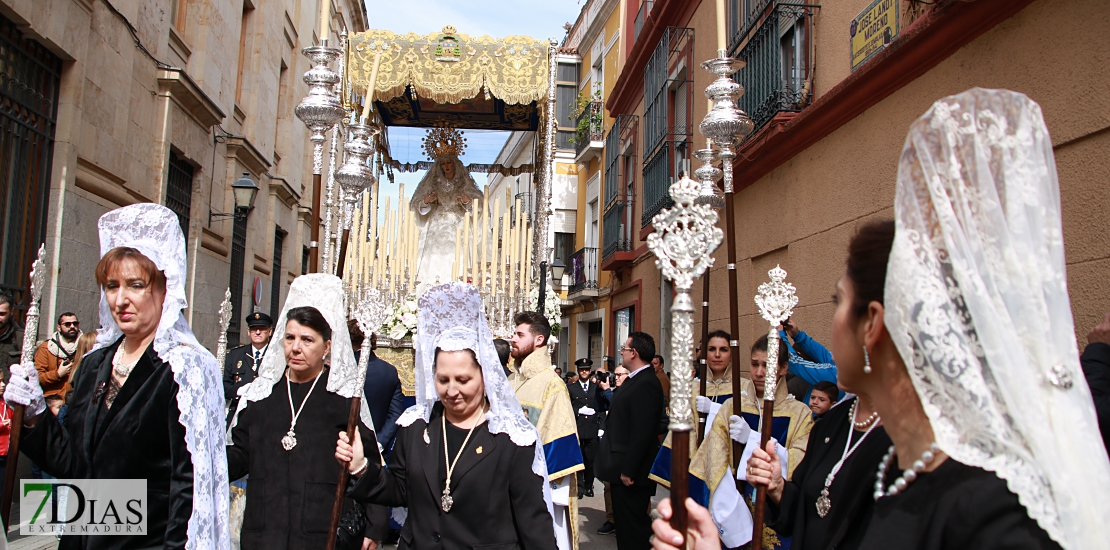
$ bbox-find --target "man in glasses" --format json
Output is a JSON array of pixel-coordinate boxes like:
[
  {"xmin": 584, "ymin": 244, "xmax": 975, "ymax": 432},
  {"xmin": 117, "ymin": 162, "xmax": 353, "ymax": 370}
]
[
  {"xmin": 224, "ymin": 312, "xmax": 273, "ymax": 427},
  {"xmin": 33, "ymin": 312, "xmax": 81, "ymax": 400}
]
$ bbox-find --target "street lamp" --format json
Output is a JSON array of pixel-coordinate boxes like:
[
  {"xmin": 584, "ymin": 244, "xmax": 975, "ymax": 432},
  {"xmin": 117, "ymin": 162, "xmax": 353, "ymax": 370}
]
[
  {"xmin": 210, "ymin": 173, "xmax": 260, "ymax": 223},
  {"xmin": 536, "ymin": 259, "xmax": 566, "ymax": 314}
]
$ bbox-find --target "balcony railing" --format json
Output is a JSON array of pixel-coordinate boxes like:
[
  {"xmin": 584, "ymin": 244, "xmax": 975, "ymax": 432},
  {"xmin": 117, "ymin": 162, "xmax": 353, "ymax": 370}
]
[
  {"xmin": 510, "ymin": 192, "xmax": 533, "ymax": 227},
  {"xmin": 569, "ymin": 247, "xmax": 599, "ymax": 296},
  {"xmin": 634, "ymin": 0, "xmax": 653, "ymax": 43},
  {"xmin": 602, "ymin": 197, "xmax": 634, "ymax": 260},
  {"xmin": 734, "ymin": 2, "xmax": 819, "ymax": 132},
  {"xmin": 574, "ymin": 100, "xmax": 605, "ymax": 157}
]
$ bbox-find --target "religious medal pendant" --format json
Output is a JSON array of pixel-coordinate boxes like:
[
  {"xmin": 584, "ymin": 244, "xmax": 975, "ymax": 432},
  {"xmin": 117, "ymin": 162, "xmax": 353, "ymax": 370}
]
[
  {"xmin": 282, "ymin": 429, "xmax": 298, "ymax": 451},
  {"xmin": 816, "ymin": 487, "xmax": 832, "ymax": 518},
  {"xmin": 440, "ymin": 487, "xmax": 453, "ymax": 513}
]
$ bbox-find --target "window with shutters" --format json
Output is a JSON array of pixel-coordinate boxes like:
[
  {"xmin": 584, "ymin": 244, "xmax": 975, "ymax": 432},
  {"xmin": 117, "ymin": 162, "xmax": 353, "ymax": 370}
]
[
  {"xmin": 270, "ymin": 227, "xmax": 285, "ymax": 320},
  {"xmin": 641, "ymin": 27, "xmax": 693, "ymax": 227},
  {"xmin": 165, "ymin": 151, "xmax": 195, "ymax": 241}
]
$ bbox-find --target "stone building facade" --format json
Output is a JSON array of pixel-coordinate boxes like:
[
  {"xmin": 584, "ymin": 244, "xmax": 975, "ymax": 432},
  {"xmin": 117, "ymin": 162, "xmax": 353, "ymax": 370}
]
[
  {"xmin": 0, "ymin": 0, "xmax": 365, "ymax": 348},
  {"xmin": 602, "ymin": 0, "xmax": 1110, "ymax": 376}
]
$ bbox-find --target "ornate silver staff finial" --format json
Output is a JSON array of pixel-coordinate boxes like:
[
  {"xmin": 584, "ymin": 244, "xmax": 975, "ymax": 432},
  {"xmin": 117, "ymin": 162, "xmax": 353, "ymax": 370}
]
[
  {"xmin": 295, "ymin": 46, "xmax": 345, "ymax": 167},
  {"xmin": 647, "ymin": 177, "xmax": 724, "ymax": 431},
  {"xmin": 351, "ymin": 284, "xmax": 391, "ymax": 384},
  {"xmin": 334, "ymin": 123, "xmax": 380, "ymax": 229},
  {"xmin": 754, "ymin": 265, "xmax": 798, "ymax": 400},
  {"xmin": 692, "ymin": 147, "xmax": 724, "ymax": 209},
  {"xmin": 215, "ymin": 288, "xmax": 234, "ymax": 375},
  {"xmin": 19, "ymin": 244, "xmax": 46, "ymax": 365},
  {"xmin": 698, "ymin": 51, "xmax": 754, "ymax": 194}
]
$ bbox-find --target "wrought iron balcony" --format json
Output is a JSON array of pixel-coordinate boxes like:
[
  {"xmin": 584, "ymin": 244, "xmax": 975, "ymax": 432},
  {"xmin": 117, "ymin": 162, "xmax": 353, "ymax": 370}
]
[
  {"xmin": 574, "ymin": 100, "xmax": 605, "ymax": 161},
  {"xmin": 510, "ymin": 192, "xmax": 533, "ymax": 227},
  {"xmin": 733, "ymin": 2, "xmax": 819, "ymax": 133},
  {"xmin": 568, "ymin": 247, "xmax": 599, "ymax": 299},
  {"xmin": 602, "ymin": 196, "xmax": 634, "ymax": 268}
]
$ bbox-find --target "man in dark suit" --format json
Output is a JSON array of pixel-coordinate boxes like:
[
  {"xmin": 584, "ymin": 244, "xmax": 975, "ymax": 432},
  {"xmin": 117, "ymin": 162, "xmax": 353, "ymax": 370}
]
[
  {"xmin": 224, "ymin": 311, "xmax": 273, "ymax": 427},
  {"xmin": 596, "ymin": 332, "xmax": 666, "ymax": 550},
  {"xmin": 568, "ymin": 357, "xmax": 601, "ymax": 498}
]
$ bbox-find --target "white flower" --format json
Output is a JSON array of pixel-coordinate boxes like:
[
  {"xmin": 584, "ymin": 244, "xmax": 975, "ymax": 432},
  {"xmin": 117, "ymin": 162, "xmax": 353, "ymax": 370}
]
[{"xmin": 389, "ymin": 323, "xmax": 408, "ymax": 341}]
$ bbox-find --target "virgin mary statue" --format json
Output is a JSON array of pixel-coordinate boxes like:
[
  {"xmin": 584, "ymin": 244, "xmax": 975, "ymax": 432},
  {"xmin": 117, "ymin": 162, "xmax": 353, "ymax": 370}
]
[{"xmin": 410, "ymin": 125, "xmax": 483, "ymax": 291}]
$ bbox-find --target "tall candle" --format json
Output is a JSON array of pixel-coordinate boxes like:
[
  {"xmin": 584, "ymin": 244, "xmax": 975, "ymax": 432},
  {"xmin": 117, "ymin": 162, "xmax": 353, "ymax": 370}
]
[
  {"xmin": 455, "ymin": 226, "xmax": 462, "ymax": 280},
  {"xmin": 481, "ymin": 193, "xmax": 489, "ymax": 286},
  {"xmin": 715, "ymin": 0, "xmax": 726, "ymax": 51},
  {"xmin": 524, "ymin": 225, "xmax": 533, "ymax": 296},
  {"xmin": 492, "ymin": 197, "xmax": 501, "ymax": 288},
  {"xmin": 319, "ymin": 0, "xmax": 331, "ymax": 43}
]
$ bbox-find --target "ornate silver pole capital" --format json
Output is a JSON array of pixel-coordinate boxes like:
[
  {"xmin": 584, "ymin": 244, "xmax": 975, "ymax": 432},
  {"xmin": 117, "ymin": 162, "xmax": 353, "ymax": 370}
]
[
  {"xmin": 698, "ymin": 50, "xmax": 754, "ymax": 194},
  {"xmin": 215, "ymin": 288, "xmax": 233, "ymax": 375},
  {"xmin": 295, "ymin": 45, "xmax": 345, "ymax": 173},
  {"xmin": 692, "ymin": 147, "xmax": 724, "ymax": 209},
  {"xmin": 335, "ymin": 123, "xmax": 379, "ymax": 229},
  {"xmin": 647, "ymin": 177, "xmax": 724, "ymax": 431},
  {"xmin": 754, "ymin": 265, "xmax": 798, "ymax": 401}
]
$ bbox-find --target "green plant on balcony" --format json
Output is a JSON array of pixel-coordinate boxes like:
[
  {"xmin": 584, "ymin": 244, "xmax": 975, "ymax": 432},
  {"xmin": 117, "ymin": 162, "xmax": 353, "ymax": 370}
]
[{"xmin": 568, "ymin": 89, "xmax": 603, "ymax": 145}]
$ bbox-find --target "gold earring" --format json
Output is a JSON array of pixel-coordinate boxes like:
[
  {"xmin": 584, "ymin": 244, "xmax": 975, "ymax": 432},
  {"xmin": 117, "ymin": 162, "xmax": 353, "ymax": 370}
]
[{"xmin": 863, "ymin": 346, "xmax": 872, "ymax": 374}]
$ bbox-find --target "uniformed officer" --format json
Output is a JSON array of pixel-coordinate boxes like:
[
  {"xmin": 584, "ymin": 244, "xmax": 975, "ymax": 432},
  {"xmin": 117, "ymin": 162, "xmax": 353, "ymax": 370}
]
[
  {"xmin": 224, "ymin": 312, "xmax": 273, "ymax": 427},
  {"xmin": 568, "ymin": 357, "xmax": 601, "ymax": 498}
]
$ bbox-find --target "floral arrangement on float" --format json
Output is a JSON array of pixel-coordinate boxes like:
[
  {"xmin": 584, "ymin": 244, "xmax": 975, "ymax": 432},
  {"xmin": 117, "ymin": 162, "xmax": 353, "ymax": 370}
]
[
  {"xmin": 381, "ymin": 294, "xmax": 419, "ymax": 342},
  {"xmin": 524, "ymin": 283, "xmax": 562, "ymax": 336}
]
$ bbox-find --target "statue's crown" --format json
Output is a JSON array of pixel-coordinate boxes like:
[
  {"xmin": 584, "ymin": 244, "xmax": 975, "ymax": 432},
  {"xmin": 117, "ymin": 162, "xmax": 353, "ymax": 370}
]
[{"xmin": 422, "ymin": 123, "xmax": 467, "ymax": 160}]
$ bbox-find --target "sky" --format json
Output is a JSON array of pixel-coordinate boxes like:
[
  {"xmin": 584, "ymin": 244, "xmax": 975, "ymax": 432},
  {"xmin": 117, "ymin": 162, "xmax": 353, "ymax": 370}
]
[{"xmin": 362, "ymin": 0, "xmax": 585, "ymax": 204}]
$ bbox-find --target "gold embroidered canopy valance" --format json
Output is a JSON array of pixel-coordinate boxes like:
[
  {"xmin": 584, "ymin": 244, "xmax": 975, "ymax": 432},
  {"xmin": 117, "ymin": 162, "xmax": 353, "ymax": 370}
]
[{"xmin": 346, "ymin": 26, "xmax": 552, "ymax": 107}]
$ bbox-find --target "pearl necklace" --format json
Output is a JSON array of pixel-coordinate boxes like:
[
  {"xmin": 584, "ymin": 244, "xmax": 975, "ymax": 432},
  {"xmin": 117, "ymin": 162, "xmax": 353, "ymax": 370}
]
[
  {"xmin": 112, "ymin": 339, "xmax": 140, "ymax": 377},
  {"xmin": 873, "ymin": 442, "xmax": 941, "ymax": 500},
  {"xmin": 853, "ymin": 404, "xmax": 879, "ymax": 429}
]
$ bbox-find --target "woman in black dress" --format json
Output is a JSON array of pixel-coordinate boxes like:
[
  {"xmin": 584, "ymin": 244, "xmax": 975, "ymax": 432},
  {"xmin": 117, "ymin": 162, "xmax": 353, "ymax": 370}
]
[
  {"xmin": 335, "ymin": 282, "xmax": 557, "ymax": 550},
  {"xmin": 226, "ymin": 273, "xmax": 374, "ymax": 549},
  {"xmin": 6, "ymin": 203, "xmax": 228, "ymax": 549},
  {"xmin": 654, "ymin": 90, "xmax": 1110, "ymax": 550}
]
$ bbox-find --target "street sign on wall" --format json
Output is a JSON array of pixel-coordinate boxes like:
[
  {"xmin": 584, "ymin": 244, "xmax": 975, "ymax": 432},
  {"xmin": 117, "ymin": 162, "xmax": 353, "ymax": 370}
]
[{"xmin": 850, "ymin": 0, "xmax": 899, "ymax": 72}]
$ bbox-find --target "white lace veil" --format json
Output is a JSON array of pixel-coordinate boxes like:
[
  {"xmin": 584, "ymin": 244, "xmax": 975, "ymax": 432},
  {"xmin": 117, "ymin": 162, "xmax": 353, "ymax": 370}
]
[
  {"xmin": 396, "ymin": 282, "xmax": 556, "ymax": 529},
  {"xmin": 94, "ymin": 203, "xmax": 229, "ymax": 550},
  {"xmin": 885, "ymin": 88, "xmax": 1110, "ymax": 549},
  {"xmin": 230, "ymin": 273, "xmax": 373, "ymax": 432}
]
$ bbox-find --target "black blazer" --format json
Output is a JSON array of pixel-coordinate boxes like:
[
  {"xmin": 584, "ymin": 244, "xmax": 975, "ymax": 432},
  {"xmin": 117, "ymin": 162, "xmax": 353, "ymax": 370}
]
[
  {"xmin": 567, "ymin": 379, "xmax": 601, "ymax": 440},
  {"xmin": 596, "ymin": 366, "xmax": 665, "ymax": 485},
  {"xmin": 22, "ymin": 338, "xmax": 193, "ymax": 550},
  {"xmin": 360, "ymin": 349, "xmax": 405, "ymax": 449},
  {"xmin": 766, "ymin": 396, "xmax": 891, "ymax": 549},
  {"xmin": 349, "ymin": 403, "xmax": 556, "ymax": 550},
  {"xmin": 226, "ymin": 367, "xmax": 373, "ymax": 549}
]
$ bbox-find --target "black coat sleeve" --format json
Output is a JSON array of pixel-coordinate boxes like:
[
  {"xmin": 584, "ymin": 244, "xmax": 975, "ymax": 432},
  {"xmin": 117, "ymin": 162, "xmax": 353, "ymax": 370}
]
[
  {"xmin": 226, "ymin": 404, "xmax": 251, "ymax": 481},
  {"xmin": 348, "ymin": 423, "xmax": 408, "ymax": 507},
  {"xmin": 765, "ymin": 439, "xmax": 811, "ymax": 535},
  {"xmin": 1081, "ymin": 342, "xmax": 1110, "ymax": 452},
  {"xmin": 164, "ymin": 386, "xmax": 194, "ymax": 550},
  {"xmin": 510, "ymin": 442, "xmax": 558, "ymax": 550},
  {"xmin": 19, "ymin": 408, "xmax": 78, "ymax": 477},
  {"xmin": 948, "ymin": 476, "xmax": 1062, "ymax": 550},
  {"xmin": 377, "ymin": 381, "xmax": 404, "ymax": 448}
]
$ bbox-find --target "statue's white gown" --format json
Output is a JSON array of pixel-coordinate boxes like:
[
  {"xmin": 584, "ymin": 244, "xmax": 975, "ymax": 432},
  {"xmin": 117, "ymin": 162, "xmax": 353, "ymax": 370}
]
[{"xmin": 410, "ymin": 157, "xmax": 483, "ymax": 292}]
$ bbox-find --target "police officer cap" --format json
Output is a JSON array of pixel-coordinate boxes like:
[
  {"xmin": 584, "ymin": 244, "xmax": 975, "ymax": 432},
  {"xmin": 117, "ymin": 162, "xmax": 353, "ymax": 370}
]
[
  {"xmin": 574, "ymin": 358, "xmax": 594, "ymax": 370},
  {"xmin": 246, "ymin": 312, "xmax": 273, "ymax": 328}
]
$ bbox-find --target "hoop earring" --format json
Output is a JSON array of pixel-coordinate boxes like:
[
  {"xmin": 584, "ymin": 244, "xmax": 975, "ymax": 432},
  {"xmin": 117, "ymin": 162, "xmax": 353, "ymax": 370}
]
[{"xmin": 863, "ymin": 346, "xmax": 872, "ymax": 374}]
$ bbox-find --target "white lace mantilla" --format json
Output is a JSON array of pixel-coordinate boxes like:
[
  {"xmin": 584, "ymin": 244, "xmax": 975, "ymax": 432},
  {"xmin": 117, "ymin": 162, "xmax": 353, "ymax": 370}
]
[
  {"xmin": 398, "ymin": 282, "xmax": 556, "ymax": 532},
  {"xmin": 94, "ymin": 203, "xmax": 229, "ymax": 550},
  {"xmin": 885, "ymin": 88, "xmax": 1110, "ymax": 550},
  {"xmin": 230, "ymin": 273, "xmax": 374, "ymax": 433}
]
